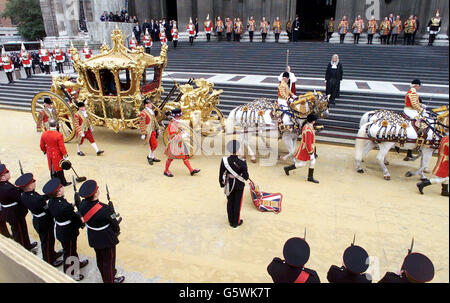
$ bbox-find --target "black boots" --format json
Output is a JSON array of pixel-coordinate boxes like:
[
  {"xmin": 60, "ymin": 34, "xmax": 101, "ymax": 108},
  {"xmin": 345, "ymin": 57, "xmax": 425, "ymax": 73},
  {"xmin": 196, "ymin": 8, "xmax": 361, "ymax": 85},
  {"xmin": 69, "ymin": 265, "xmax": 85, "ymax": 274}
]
[
  {"xmin": 307, "ymin": 168, "xmax": 319, "ymax": 184},
  {"xmin": 417, "ymin": 179, "xmax": 431, "ymax": 194},
  {"xmin": 284, "ymin": 164, "xmax": 296, "ymax": 176},
  {"xmin": 442, "ymin": 184, "xmax": 449, "ymax": 197}
]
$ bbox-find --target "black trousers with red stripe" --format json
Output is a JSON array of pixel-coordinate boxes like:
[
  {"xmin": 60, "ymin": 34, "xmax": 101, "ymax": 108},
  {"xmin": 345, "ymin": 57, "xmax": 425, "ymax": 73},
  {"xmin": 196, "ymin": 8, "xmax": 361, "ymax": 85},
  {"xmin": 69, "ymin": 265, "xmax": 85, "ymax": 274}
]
[
  {"xmin": 95, "ymin": 246, "xmax": 116, "ymax": 283},
  {"xmin": 9, "ymin": 216, "xmax": 33, "ymax": 249},
  {"xmin": 39, "ymin": 226, "xmax": 57, "ymax": 264},
  {"xmin": 226, "ymin": 188, "xmax": 244, "ymax": 227},
  {"xmin": 61, "ymin": 237, "xmax": 79, "ymax": 274}
]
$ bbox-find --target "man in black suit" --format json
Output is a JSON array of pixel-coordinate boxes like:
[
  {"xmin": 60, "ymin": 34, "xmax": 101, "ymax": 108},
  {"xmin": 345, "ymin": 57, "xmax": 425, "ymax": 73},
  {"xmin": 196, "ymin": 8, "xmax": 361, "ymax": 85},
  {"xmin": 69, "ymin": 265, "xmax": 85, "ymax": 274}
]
[
  {"xmin": 149, "ymin": 19, "xmax": 157, "ymax": 41},
  {"xmin": 142, "ymin": 19, "xmax": 150, "ymax": 36},
  {"xmin": 219, "ymin": 140, "xmax": 249, "ymax": 228},
  {"xmin": 195, "ymin": 18, "xmax": 199, "ymax": 38},
  {"xmin": 292, "ymin": 16, "xmax": 300, "ymax": 42},
  {"xmin": 133, "ymin": 21, "xmax": 142, "ymax": 44}
]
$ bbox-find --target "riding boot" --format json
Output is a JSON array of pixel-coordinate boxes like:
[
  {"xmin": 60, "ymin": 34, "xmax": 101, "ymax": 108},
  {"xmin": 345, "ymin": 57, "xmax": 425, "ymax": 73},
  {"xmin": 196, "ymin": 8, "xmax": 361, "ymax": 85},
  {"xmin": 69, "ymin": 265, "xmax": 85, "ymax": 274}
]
[
  {"xmin": 441, "ymin": 184, "xmax": 449, "ymax": 197},
  {"xmin": 404, "ymin": 150, "xmax": 414, "ymax": 161},
  {"xmin": 307, "ymin": 168, "xmax": 319, "ymax": 183},
  {"xmin": 416, "ymin": 179, "xmax": 431, "ymax": 194},
  {"xmin": 284, "ymin": 164, "xmax": 296, "ymax": 176}
]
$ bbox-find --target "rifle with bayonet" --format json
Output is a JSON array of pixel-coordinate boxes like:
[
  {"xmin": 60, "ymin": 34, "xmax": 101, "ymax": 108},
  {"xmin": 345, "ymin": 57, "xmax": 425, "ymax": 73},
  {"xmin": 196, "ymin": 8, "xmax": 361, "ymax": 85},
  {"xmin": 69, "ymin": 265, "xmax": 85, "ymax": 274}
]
[
  {"xmin": 106, "ymin": 184, "xmax": 122, "ymax": 225},
  {"xmin": 72, "ymin": 176, "xmax": 85, "ymax": 228},
  {"xmin": 18, "ymin": 160, "xmax": 24, "ymax": 175}
]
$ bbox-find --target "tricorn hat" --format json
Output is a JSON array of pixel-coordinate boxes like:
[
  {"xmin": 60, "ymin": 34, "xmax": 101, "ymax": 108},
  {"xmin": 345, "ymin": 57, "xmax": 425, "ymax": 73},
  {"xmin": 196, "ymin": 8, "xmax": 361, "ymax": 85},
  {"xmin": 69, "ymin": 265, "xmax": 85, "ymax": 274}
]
[
  {"xmin": 307, "ymin": 113, "xmax": 318, "ymax": 123},
  {"xmin": 343, "ymin": 245, "xmax": 370, "ymax": 274},
  {"xmin": 171, "ymin": 108, "xmax": 182, "ymax": 116},
  {"xmin": 59, "ymin": 159, "xmax": 72, "ymax": 171},
  {"xmin": 283, "ymin": 237, "xmax": 310, "ymax": 268},
  {"xmin": 44, "ymin": 97, "xmax": 52, "ymax": 105},
  {"xmin": 402, "ymin": 253, "xmax": 434, "ymax": 283},
  {"xmin": 77, "ymin": 101, "xmax": 86, "ymax": 108},
  {"xmin": 79, "ymin": 179, "xmax": 98, "ymax": 198},
  {"xmin": 282, "ymin": 71, "xmax": 290, "ymax": 79},
  {"xmin": 411, "ymin": 79, "xmax": 421, "ymax": 86}
]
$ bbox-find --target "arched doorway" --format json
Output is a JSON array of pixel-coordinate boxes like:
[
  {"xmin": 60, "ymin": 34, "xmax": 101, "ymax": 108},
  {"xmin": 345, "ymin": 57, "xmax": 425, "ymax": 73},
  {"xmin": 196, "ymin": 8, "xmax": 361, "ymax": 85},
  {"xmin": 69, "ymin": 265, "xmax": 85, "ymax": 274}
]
[
  {"xmin": 296, "ymin": 0, "xmax": 336, "ymax": 40},
  {"xmin": 166, "ymin": 0, "xmax": 177, "ymax": 22}
]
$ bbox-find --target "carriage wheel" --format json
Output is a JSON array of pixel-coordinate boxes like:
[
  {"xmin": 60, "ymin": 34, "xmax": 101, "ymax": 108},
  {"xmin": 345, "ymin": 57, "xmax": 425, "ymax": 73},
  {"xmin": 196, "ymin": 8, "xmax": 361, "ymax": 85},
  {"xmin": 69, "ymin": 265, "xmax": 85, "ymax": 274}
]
[
  {"xmin": 163, "ymin": 120, "xmax": 199, "ymax": 158},
  {"xmin": 201, "ymin": 106, "xmax": 225, "ymax": 137},
  {"xmin": 31, "ymin": 91, "xmax": 76, "ymax": 143}
]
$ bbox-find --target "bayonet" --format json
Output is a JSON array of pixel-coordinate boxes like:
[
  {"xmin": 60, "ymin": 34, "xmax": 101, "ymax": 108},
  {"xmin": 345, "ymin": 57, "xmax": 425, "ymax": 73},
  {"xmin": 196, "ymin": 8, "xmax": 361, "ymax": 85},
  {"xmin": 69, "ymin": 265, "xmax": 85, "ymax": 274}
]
[
  {"xmin": 352, "ymin": 233, "xmax": 356, "ymax": 246},
  {"xmin": 408, "ymin": 238, "xmax": 414, "ymax": 255},
  {"xmin": 303, "ymin": 227, "xmax": 306, "ymax": 240},
  {"xmin": 18, "ymin": 160, "xmax": 24, "ymax": 175}
]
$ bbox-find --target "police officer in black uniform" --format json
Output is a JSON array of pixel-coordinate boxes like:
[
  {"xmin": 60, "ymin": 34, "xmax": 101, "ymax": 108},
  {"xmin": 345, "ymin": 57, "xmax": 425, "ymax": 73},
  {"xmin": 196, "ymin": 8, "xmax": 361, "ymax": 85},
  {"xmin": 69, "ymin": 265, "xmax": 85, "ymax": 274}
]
[
  {"xmin": 0, "ymin": 164, "xmax": 37, "ymax": 251},
  {"xmin": 267, "ymin": 236, "xmax": 320, "ymax": 283},
  {"xmin": 15, "ymin": 173, "xmax": 63, "ymax": 267},
  {"xmin": 327, "ymin": 239, "xmax": 372, "ymax": 283},
  {"xmin": 378, "ymin": 241, "xmax": 434, "ymax": 283},
  {"xmin": 219, "ymin": 140, "xmax": 249, "ymax": 228},
  {"xmin": 44, "ymin": 178, "xmax": 88, "ymax": 281},
  {"xmin": 78, "ymin": 180, "xmax": 125, "ymax": 283}
]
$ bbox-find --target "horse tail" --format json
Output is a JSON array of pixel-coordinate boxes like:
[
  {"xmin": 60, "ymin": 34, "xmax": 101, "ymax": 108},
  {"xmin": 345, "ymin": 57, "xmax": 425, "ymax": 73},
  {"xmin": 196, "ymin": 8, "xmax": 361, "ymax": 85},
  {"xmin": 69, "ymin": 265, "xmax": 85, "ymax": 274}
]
[
  {"xmin": 359, "ymin": 111, "xmax": 375, "ymax": 128},
  {"xmin": 355, "ymin": 123, "xmax": 370, "ymax": 161}
]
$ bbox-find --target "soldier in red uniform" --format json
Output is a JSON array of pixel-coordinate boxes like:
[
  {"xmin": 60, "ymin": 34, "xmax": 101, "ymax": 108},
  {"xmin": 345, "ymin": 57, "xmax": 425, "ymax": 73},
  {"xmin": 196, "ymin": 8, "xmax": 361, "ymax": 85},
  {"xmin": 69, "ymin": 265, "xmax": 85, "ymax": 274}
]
[
  {"xmin": 52, "ymin": 44, "xmax": 65, "ymax": 74},
  {"xmin": 0, "ymin": 164, "xmax": 37, "ymax": 251},
  {"xmin": 283, "ymin": 114, "xmax": 319, "ymax": 183},
  {"xmin": 40, "ymin": 119, "xmax": 71, "ymax": 186},
  {"xmin": 139, "ymin": 98, "xmax": 162, "ymax": 165},
  {"xmin": 159, "ymin": 24, "xmax": 167, "ymax": 46},
  {"xmin": 187, "ymin": 17, "xmax": 196, "ymax": 45},
  {"xmin": 82, "ymin": 41, "xmax": 92, "ymax": 60},
  {"xmin": 417, "ymin": 136, "xmax": 449, "ymax": 196},
  {"xmin": 74, "ymin": 102, "xmax": 104, "ymax": 156},
  {"xmin": 164, "ymin": 109, "xmax": 200, "ymax": 177},
  {"xmin": 143, "ymin": 29, "xmax": 152, "ymax": 54},
  {"xmin": 1, "ymin": 47, "xmax": 14, "ymax": 84},
  {"xmin": 37, "ymin": 97, "xmax": 59, "ymax": 132},
  {"xmin": 204, "ymin": 14, "xmax": 213, "ymax": 42},
  {"xmin": 20, "ymin": 43, "xmax": 32, "ymax": 78},
  {"xmin": 171, "ymin": 22, "xmax": 179, "ymax": 48},
  {"xmin": 215, "ymin": 16, "xmax": 225, "ymax": 41},
  {"xmin": 267, "ymin": 237, "xmax": 320, "ymax": 283},
  {"xmin": 129, "ymin": 33, "xmax": 138, "ymax": 50},
  {"xmin": 39, "ymin": 41, "xmax": 51, "ymax": 74}
]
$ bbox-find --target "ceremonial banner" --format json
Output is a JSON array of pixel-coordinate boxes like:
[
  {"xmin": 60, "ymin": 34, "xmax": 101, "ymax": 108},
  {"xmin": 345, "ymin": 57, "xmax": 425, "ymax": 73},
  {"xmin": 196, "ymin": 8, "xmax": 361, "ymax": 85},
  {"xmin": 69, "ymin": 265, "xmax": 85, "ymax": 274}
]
[{"xmin": 249, "ymin": 180, "xmax": 282, "ymax": 214}]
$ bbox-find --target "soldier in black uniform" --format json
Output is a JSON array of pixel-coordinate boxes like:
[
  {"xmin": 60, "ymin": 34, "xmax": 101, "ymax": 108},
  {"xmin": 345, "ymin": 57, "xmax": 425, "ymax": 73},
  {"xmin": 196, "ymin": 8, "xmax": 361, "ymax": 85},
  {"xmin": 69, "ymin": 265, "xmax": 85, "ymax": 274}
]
[
  {"xmin": 78, "ymin": 180, "xmax": 125, "ymax": 283},
  {"xmin": 15, "ymin": 173, "xmax": 63, "ymax": 267},
  {"xmin": 0, "ymin": 164, "xmax": 37, "ymax": 251},
  {"xmin": 327, "ymin": 240, "xmax": 372, "ymax": 283},
  {"xmin": 378, "ymin": 243, "xmax": 434, "ymax": 283},
  {"xmin": 267, "ymin": 236, "xmax": 320, "ymax": 283},
  {"xmin": 219, "ymin": 140, "xmax": 249, "ymax": 228},
  {"xmin": 43, "ymin": 178, "xmax": 88, "ymax": 281}
]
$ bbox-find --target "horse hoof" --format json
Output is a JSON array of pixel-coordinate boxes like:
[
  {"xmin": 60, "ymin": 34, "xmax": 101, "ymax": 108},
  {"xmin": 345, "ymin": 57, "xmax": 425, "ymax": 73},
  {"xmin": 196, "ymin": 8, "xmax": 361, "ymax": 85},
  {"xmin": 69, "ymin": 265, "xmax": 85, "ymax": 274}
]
[
  {"xmin": 357, "ymin": 169, "xmax": 364, "ymax": 174},
  {"xmin": 384, "ymin": 176, "xmax": 391, "ymax": 181},
  {"xmin": 384, "ymin": 161, "xmax": 390, "ymax": 166},
  {"xmin": 405, "ymin": 171, "xmax": 413, "ymax": 177}
]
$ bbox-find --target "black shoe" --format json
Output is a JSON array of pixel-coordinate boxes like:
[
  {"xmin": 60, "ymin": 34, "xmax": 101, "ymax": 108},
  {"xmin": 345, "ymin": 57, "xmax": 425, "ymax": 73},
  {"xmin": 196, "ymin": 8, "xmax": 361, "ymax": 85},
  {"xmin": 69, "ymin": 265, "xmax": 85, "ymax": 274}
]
[
  {"xmin": 307, "ymin": 168, "xmax": 319, "ymax": 184},
  {"xmin": 441, "ymin": 184, "xmax": 449, "ymax": 197},
  {"xmin": 28, "ymin": 241, "xmax": 38, "ymax": 251},
  {"xmin": 190, "ymin": 169, "xmax": 200, "ymax": 176},
  {"xmin": 164, "ymin": 171, "xmax": 174, "ymax": 177},
  {"xmin": 63, "ymin": 182, "xmax": 72, "ymax": 187},
  {"xmin": 77, "ymin": 151, "xmax": 85, "ymax": 156},
  {"xmin": 96, "ymin": 150, "xmax": 104, "ymax": 156},
  {"xmin": 52, "ymin": 259, "xmax": 64, "ymax": 267},
  {"xmin": 233, "ymin": 220, "xmax": 243, "ymax": 228},
  {"xmin": 417, "ymin": 179, "xmax": 431, "ymax": 194},
  {"xmin": 284, "ymin": 165, "xmax": 296, "ymax": 176},
  {"xmin": 152, "ymin": 158, "xmax": 161, "ymax": 163},
  {"xmin": 147, "ymin": 156, "xmax": 153, "ymax": 165},
  {"xmin": 79, "ymin": 259, "xmax": 89, "ymax": 268},
  {"xmin": 55, "ymin": 250, "xmax": 64, "ymax": 259},
  {"xmin": 114, "ymin": 276, "xmax": 125, "ymax": 283},
  {"xmin": 73, "ymin": 274, "xmax": 84, "ymax": 281}
]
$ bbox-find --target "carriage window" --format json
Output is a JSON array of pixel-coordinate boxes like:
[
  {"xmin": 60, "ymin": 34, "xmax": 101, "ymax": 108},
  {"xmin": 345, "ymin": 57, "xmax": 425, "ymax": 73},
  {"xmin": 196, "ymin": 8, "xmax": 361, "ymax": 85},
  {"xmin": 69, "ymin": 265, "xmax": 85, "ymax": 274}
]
[
  {"xmin": 141, "ymin": 68, "xmax": 155, "ymax": 85},
  {"xmin": 86, "ymin": 70, "xmax": 99, "ymax": 91},
  {"xmin": 99, "ymin": 69, "xmax": 117, "ymax": 96},
  {"xmin": 118, "ymin": 69, "xmax": 131, "ymax": 92}
]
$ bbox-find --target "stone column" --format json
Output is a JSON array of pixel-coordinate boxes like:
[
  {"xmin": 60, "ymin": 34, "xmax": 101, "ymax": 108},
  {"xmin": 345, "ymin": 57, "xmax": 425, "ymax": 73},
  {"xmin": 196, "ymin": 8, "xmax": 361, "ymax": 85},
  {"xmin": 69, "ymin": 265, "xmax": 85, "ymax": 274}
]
[
  {"xmin": 177, "ymin": 0, "xmax": 193, "ymax": 30},
  {"xmin": 39, "ymin": 0, "xmax": 58, "ymax": 37},
  {"xmin": 197, "ymin": 0, "xmax": 214, "ymax": 27}
]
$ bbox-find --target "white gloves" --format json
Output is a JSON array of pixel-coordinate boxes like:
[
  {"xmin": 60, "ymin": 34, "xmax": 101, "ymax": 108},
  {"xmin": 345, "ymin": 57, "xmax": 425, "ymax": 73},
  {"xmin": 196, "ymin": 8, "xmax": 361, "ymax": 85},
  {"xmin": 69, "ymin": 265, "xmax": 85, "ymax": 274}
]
[
  {"xmin": 141, "ymin": 134, "xmax": 146, "ymax": 140},
  {"xmin": 80, "ymin": 132, "xmax": 85, "ymax": 137},
  {"xmin": 90, "ymin": 127, "xmax": 94, "ymax": 132},
  {"xmin": 63, "ymin": 155, "xmax": 69, "ymax": 160},
  {"xmin": 182, "ymin": 133, "xmax": 189, "ymax": 139},
  {"xmin": 427, "ymin": 27, "xmax": 430, "ymax": 32}
]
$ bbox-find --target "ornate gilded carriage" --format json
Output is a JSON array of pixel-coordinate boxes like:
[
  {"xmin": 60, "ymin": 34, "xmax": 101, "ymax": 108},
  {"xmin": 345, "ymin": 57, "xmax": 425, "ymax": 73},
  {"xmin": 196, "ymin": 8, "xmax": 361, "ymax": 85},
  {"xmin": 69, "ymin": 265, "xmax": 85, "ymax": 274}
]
[{"xmin": 31, "ymin": 27, "xmax": 225, "ymax": 144}]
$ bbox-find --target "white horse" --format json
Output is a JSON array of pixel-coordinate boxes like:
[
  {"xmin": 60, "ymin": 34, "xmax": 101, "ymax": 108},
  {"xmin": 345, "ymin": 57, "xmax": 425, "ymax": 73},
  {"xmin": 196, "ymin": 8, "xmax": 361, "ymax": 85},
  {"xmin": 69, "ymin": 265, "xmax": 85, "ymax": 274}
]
[
  {"xmin": 355, "ymin": 107, "xmax": 449, "ymax": 180},
  {"xmin": 226, "ymin": 91, "xmax": 330, "ymax": 162}
]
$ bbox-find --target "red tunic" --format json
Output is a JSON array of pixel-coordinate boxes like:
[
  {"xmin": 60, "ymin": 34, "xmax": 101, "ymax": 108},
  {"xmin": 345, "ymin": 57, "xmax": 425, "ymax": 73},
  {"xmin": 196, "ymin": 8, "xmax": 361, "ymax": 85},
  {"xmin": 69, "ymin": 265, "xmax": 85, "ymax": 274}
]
[
  {"xmin": 37, "ymin": 107, "xmax": 59, "ymax": 132},
  {"xmin": 187, "ymin": 24, "xmax": 195, "ymax": 36},
  {"xmin": 40, "ymin": 130, "xmax": 67, "ymax": 172},
  {"xmin": 20, "ymin": 52, "xmax": 32, "ymax": 67},
  {"xmin": 171, "ymin": 29, "xmax": 179, "ymax": 40},
  {"xmin": 52, "ymin": 49, "xmax": 65, "ymax": 63},
  {"xmin": 159, "ymin": 33, "xmax": 167, "ymax": 43},
  {"xmin": 165, "ymin": 120, "xmax": 188, "ymax": 159},
  {"xmin": 433, "ymin": 136, "xmax": 449, "ymax": 178},
  {"xmin": 0, "ymin": 56, "xmax": 14, "ymax": 72},
  {"xmin": 204, "ymin": 21, "xmax": 212, "ymax": 33},
  {"xmin": 143, "ymin": 35, "xmax": 152, "ymax": 47},
  {"xmin": 39, "ymin": 49, "xmax": 50, "ymax": 64},
  {"xmin": 294, "ymin": 123, "xmax": 315, "ymax": 161},
  {"xmin": 74, "ymin": 111, "xmax": 95, "ymax": 144},
  {"xmin": 129, "ymin": 40, "xmax": 137, "ymax": 50},
  {"xmin": 82, "ymin": 48, "xmax": 92, "ymax": 59}
]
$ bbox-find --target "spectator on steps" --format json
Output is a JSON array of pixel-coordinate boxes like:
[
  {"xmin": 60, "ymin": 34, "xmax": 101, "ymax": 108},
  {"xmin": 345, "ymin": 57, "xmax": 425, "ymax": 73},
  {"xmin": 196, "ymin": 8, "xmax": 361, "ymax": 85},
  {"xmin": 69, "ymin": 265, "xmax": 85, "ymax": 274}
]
[{"xmin": 325, "ymin": 54, "xmax": 343, "ymax": 107}]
